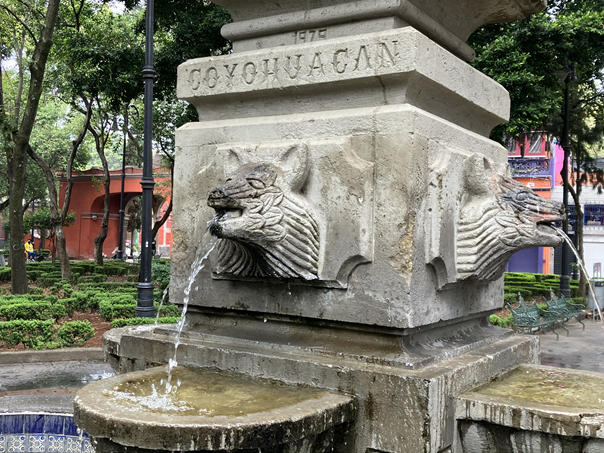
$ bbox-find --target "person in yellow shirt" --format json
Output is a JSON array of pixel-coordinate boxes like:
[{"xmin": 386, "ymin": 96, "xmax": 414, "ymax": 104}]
[{"xmin": 25, "ymin": 239, "xmax": 35, "ymax": 261}]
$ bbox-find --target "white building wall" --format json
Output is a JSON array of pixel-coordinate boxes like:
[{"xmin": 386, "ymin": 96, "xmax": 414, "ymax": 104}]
[{"xmin": 552, "ymin": 186, "xmax": 604, "ymax": 277}]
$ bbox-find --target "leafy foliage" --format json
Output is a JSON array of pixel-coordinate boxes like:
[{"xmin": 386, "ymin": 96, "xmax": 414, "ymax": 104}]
[{"xmin": 469, "ymin": 1, "xmax": 604, "ymax": 143}]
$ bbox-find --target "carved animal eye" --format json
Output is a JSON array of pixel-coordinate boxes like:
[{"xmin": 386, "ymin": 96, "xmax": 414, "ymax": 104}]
[
  {"xmin": 247, "ymin": 178, "xmax": 266, "ymax": 190},
  {"xmin": 515, "ymin": 192, "xmax": 528, "ymax": 202}
]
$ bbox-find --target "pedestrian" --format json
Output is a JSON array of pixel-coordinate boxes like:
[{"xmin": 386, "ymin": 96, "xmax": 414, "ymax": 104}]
[{"xmin": 25, "ymin": 238, "xmax": 35, "ymax": 262}]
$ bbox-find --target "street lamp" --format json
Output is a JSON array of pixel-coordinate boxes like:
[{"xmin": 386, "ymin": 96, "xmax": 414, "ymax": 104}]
[
  {"xmin": 117, "ymin": 104, "xmax": 139, "ymax": 261},
  {"xmin": 556, "ymin": 59, "xmax": 578, "ymax": 298},
  {"xmin": 136, "ymin": 0, "xmax": 156, "ymax": 318}
]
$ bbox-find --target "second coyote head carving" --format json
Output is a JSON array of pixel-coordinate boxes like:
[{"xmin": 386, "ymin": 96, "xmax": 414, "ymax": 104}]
[{"xmin": 207, "ymin": 144, "xmax": 319, "ymax": 280}]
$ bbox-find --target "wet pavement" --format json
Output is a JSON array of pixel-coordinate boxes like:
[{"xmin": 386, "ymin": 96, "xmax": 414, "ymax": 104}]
[
  {"xmin": 0, "ymin": 359, "xmax": 114, "ymax": 413},
  {"xmin": 539, "ymin": 316, "xmax": 604, "ymax": 373}
]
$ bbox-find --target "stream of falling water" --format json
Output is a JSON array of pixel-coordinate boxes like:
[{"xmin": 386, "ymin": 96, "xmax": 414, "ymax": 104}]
[
  {"xmin": 165, "ymin": 237, "xmax": 217, "ymax": 394},
  {"xmin": 553, "ymin": 227, "xmax": 604, "ymax": 325},
  {"xmin": 154, "ymin": 286, "xmax": 169, "ymax": 325}
]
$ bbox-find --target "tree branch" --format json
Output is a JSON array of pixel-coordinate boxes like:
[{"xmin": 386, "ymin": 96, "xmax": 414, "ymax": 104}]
[{"xmin": 0, "ymin": 5, "xmax": 39, "ymax": 45}]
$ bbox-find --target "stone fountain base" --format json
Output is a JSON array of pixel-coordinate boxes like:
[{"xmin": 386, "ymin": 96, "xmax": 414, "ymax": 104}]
[
  {"xmin": 74, "ymin": 365, "xmax": 355, "ymax": 453},
  {"xmin": 101, "ymin": 316, "xmax": 538, "ymax": 453}
]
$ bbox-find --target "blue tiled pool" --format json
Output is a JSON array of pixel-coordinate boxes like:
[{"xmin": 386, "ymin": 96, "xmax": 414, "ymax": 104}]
[{"xmin": 0, "ymin": 413, "xmax": 93, "ymax": 453}]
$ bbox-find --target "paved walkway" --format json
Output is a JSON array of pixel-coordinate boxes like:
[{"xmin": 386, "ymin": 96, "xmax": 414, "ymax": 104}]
[
  {"xmin": 0, "ymin": 352, "xmax": 114, "ymax": 414},
  {"xmin": 539, "ymin": 317, "xmax": 604, "ymax": 373}
]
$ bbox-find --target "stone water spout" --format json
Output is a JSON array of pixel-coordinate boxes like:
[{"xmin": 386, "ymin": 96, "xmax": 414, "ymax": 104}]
[{"xmin": 72, "ymin": 1, "xmax": 587, "ymax": 453}]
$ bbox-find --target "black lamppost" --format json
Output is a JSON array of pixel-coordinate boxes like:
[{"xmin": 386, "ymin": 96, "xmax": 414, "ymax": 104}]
[
  {"xmin": 136, "ymin": 0, "xmax": 156, "ymax": 317},
  {"xmin": 117, "ymin": 104, "xmax": 139, "ymax": 261},
  {"xmin": 557, "ymin": 60, "xmax": 578, "ymax": 298}
]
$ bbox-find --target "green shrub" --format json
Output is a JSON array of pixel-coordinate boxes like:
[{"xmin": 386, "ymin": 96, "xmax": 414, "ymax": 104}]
[
  {"xmin": 28, "ymin": 286, "xmax": 44, "ymax": 295},
  {"xmin": 571, "ymin": 297, "xmax": 587, "ymax": 307},
  {"xmin": 127, "ymin": 264, "xmax": 140, "ymax": 275},
  {"xmin": 503, "ymin": 287, "xmax": 532, "ymax": 299},
  {"xmin": 98, "ymin": 294, "xmax": 137, "ymax": 320},
  {"xmin": 77, "ymin": 282, "xmax": 138, "ymax": 292},
  {"xmin": 151, "ymin": 261, "xmax": 171, "ymax": 289},
  {"xmin": 489, "ymin": 314, "xmax": 514, "ymax": 328},
  {"xmin": 0, "ymin": 320, "xmax": 55, "ymax": 349},
  {"xmin": 126, "ymin": 274, "xmax": 139, "ymax": 282},
  {"xmin": 503, "ymin": 293, "xmax": 517, "ymax": 304},
  {"xmin": 0, "ymin": 268, "xmax": 11, "ymax": 282},
  {"xmin": 110, "ymin": 316, "xmax": 180, "ymax": 328},
  {"xmin": 505, "ymin": 272, "xmax": 536, "ymax": 281},
  {"xmin": 94, "ymin": 265, "xmax": 106, "ymax": 275},
  {"xmin": 103, "ymin": 265, "xmax": 127, "ymax": 277},
  {"xmin": 0, "ymin": 299, "xmax": 67, "ymax": 321},
  {"xmin": 78, "ymin": 274, "xmax": 108, "ymax": 284},
  {"xmin": 62, "ymin": 283, "xmax": 73, "ymax": 298},
  {"xmin": 156, "ymin": 302, "xmax": 180, "ymax": 317},
  {"xmin": 0, "ymin": 302, "xmax": 54, "ymax": 321},
  {"xmin": 56, "ymin": 321, "xmax": 94, "ymax": 347}
]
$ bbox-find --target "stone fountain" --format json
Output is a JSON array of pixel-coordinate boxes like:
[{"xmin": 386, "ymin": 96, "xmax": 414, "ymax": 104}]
[{"xmin": 74, "ymin": 1, "xmax": 604, "ymax": 452}]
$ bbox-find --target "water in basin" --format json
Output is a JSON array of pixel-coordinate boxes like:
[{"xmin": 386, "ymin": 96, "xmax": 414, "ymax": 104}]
[
  {"xmin": 101, "ymin": 366, "xmax": 327, "ymax": 417},
  {"xmin": 477, "ymin": 365, "xmax": 604, "ymax": 410}
]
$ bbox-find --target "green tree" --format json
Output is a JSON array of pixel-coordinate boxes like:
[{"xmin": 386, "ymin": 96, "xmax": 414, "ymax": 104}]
[
  {"xmin": 26, "ymin": 92, "xmax": 91, "ymax": 280},
  {"xmin": 469, "ymin": 1, "xmax": 604, "ymax": 296},
  {"xmin": 0, "ymin": 0, "xmax": 61, "ymax": 293},
  {"xmin": 48, "ymin": 3, "xmax": 145, "ymax": 265}
]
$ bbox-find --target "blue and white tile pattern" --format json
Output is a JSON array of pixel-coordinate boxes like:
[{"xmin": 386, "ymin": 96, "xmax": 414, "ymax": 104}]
[{"xmin": 0, "ymin": 415, "xmax": 89, "ymax": 453}]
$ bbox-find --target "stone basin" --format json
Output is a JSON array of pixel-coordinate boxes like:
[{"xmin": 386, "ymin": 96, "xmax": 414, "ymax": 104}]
[
  {"xmin": 457, "ymin": 364, "xmax": 604, "ymax": 452},
  {"xmin": 74, "ymin": 366, "xmax": 355, "ymax": 452}
]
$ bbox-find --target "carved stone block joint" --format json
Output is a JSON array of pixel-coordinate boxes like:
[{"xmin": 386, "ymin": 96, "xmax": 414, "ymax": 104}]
[{"xmin": 208, "ymin": 143, "xmax": 320, "ymax": 280}]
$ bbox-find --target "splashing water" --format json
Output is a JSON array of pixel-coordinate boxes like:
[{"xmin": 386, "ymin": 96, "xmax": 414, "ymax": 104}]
[
  {"xmin": 154, "ymin": 286, "xmax": 170, "ymax": 325},
  {"xmin": 165, "ymin": 237, "xmax": 217, "ymax": 394},
  {"xmin": 553, "ymin": 227, "xmax": 604, "ymax": 324}
]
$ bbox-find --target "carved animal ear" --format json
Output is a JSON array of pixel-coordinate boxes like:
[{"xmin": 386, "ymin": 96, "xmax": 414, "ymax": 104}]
[
  {"xmin": 276, "ymin": 143, "xmax": 310, "ymax": 192},
  {"xmin": 225, "ymin": 146, "xmax": 260, "ymax": 175},
  {"xmin": 464, "ymin": 153, "xmax": 491, "ymax": 196}
]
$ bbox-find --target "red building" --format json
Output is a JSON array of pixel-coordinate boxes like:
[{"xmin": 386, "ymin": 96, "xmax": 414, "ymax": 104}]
[{"xmin": 58, "ymin": 166, "xmax": 172, "ymax": 260}]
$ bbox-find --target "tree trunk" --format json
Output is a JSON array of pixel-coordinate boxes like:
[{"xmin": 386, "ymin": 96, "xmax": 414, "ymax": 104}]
[
  {"xmin": 26, "ymin": 103, "xmax": 90, "ymax": 280},
  {"xmin": 93, "ymin": 144, "xmax": 111, "ymax": 266},
  {"xmin": 94, "ymin": 176, "xmax": 110, "ymax": 265},
  {"xmin": 4, "ymin": 0, "xmax": 61, "ymax": 293},
  {"xmin": 151, "ymin": 165, "xmax": 174, "ymax": 241},
  {"xmin": 570, "ymin": 178, "xmax": 586, "ymax": 299},
  {"xmin": 8, "ymin": 165, "xmax": 28, "ymax": 294}
]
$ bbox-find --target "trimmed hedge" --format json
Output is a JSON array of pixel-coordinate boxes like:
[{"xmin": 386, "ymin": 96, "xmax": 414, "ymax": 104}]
[
  {"xmin": 0, "ymin": 319, "xmax": 94, "ymax": 349},
  {"xmin": 0, "ymin": 301, "xmax": 66, "ymax": 321},
  {"xmin": 110, "ymin": 316, "xmax": 180, "ymax": 328},
  {"xmin": 77, "ymin": 282, "xmax": 139, "ymax": 292},
  {"xmin": 0, "ymin": 268, "xmax": 10, "ymax": 282},
  {"xmin": 489, "ymin": 314, "xmax": 514, "ymax": 328},
  {"xmin": 0, "ymin": 320, "xmax": 55, "ymax": 348}
]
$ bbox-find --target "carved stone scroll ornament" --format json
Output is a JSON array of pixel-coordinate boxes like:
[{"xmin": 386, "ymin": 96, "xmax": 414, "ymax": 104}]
[
  {"xmin": 207, "ymin": 144, "xmax": 319, "ymax": 280},
  {"xmin": 457, "ymin": 155, "xmax": 565, "ymax": 281}
]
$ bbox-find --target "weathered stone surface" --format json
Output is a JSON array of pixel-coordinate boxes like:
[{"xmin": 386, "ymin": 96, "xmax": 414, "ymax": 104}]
[
  {"xmin": 75, "ymin": 366, "xmax": 356, "ymax": 452},
  {"xmin": 173, "ymin": 105, "xmax": 515, "ymax": 328},
  {"xmin": 207, "ymin": 143, "xmax": 320, "ymax": 280},
  {"xmin": 584, "ymin": 439, "xmax": 604, "ymax": 453},
  {"xmin": 211, "ymin": 0, "xmax": 546, "ymax": 60},
  {"xmin": 178, "ymin": 28, "xmax": 509, "ymax": 133},
  {"xmin": 458, "ymin": 421, "xmax": 498, "ymax": 453},
  {"xmin": 457, "ymin": 365, "xmax": 604, "ymax": 439},
  {"xmin": 102, "ymin": 325, "xmax": 539, "ymax": 453}
]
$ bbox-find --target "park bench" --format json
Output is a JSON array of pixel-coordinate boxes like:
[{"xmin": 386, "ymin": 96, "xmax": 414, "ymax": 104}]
[
  {"xmin": 545, "ymin": 288, "xmax": 586, "ymax": 334},
  {"xmin": 507, "ymin": 293, "xmax": 559, "ymax": 340}
]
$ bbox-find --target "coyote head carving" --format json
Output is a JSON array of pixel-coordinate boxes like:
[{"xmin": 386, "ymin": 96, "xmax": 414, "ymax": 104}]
[
  {"xmin": 207, "ymin": 144, "xmax": 319, "ymax": 280},
  {"xmin": 457, "ymin": 155, "xmax": 565, "ymax": 281}
]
